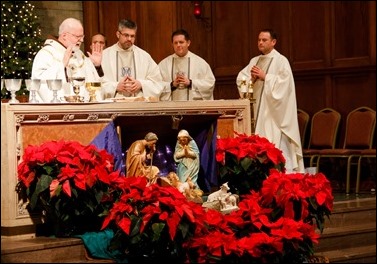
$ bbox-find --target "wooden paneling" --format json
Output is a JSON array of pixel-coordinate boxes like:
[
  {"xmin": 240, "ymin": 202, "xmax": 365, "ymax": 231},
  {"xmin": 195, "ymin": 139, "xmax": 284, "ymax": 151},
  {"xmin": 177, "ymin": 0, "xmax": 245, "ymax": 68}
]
[
  {"xmin": 249, "ymin": 2, "xmax": 290, "ymax": 58},
  {"xmin": 212, "ymin": 1, "xmax": 250, "ymax": 76},
  {"xmin": 332, "ymin": 2, "xmax": 372, "ymax": 67},
  {"xmin": 332, "ymin": 71, "xmax": 376, "ymax": 145},
  {"xmin": 178, "ymin": 1, "xmax": 213, "ymax": 66},
  {"xmin": 290, "ymin": 1, "xmax": 329, "ymax": 69},
  {"xmin": 81, "ymin": 1, "xmax": 376, "ymax": 140},
  {"xmin": 83, "ymin": 1, "xmax": 135, "ymax": 53},
  {"xmin": 295, "ymin": 76, "xmax": 328, "ymax": 116},
  {"xmin": 136, "ymin": 1, "xmax": 177, "ymax": 63}
]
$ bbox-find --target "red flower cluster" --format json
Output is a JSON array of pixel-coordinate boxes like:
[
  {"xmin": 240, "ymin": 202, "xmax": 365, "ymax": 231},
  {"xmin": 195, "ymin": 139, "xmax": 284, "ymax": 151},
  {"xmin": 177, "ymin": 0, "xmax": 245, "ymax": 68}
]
[
  {"xmin": 15, "ymin": 137, "xmax": 334, "ymax": 262},
  {"xmin": 216, "ymin": 132, "xmax": 286, "ymax": 166},
  {"xmin": 17, "ymin": 140, "xmax": 122, "ymax": 200},
  {"xmin": 101, "ymin": 176, "xmax": 208, "ymax": 261},
  {"xmin": 100, "ymin": 171, "xmax": 333, "ymax": 263},
  {"xmin": 16, "ymin": 140, "xmax": 126, "ymax": 237},
  {"xmin": 215, "ymin": 133, "xmax": 286, "ymax": 195},
  {"xmin": 184, "ymin": 170, "xmax": 334, "ymax": 263}
]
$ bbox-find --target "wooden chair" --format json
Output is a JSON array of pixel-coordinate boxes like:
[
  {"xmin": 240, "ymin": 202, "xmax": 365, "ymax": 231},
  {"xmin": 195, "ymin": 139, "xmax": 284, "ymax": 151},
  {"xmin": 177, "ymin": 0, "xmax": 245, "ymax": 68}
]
[
  {"xmin": 303, "ymin": 108, "xmax": 341, "ymax": 168},
  {"xmin": 317, "ymin": 106, "xmax": 376, "ymax": 195},
  {"xmin": 356, "ymin": 148, "xmax": 376, "ymax": 195},
  {"xmin": 297, "ymin": 109, "xmax": 310, "ymax": 148}
]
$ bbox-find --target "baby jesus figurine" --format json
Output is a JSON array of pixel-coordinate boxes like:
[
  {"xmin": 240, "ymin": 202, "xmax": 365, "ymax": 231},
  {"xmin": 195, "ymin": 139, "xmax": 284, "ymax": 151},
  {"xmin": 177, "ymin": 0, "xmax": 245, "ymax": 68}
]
[{"xmin": 166, "ymin": 172, "xmax": 203, "ymax": 203}]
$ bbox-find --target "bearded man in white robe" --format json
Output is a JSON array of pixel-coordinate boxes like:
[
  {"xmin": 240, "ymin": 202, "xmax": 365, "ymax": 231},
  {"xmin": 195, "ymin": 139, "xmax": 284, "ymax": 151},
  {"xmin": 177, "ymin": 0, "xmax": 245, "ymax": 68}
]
[
  {"xmin": 236, "ymin": 29, "xmax": 305, "ymax": 173},
  {"xmin": 101, "ymin": 19, "xmax": 163, "ymax": 99},
  {"xmin": 158, "ymin": 29, "xmax": 215, "ymax": 101},
  {"xmin": 32, "ymin": 18, "xmax": 104, "ymax": 103}
]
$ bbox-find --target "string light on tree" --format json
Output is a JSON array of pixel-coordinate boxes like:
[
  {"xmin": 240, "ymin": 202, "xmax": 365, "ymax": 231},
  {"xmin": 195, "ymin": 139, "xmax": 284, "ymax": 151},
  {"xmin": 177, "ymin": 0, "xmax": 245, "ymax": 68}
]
[{"xmin": 1, "ymin": 1, "xmax": 43, "ymax": 98}]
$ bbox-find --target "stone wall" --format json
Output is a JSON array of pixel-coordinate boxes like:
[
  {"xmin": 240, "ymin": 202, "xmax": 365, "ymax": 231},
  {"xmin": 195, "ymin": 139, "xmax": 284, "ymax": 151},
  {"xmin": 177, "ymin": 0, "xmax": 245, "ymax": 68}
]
[{"xmin": 31, "ymin": 1, "xmax": 83, "ymax": 41}]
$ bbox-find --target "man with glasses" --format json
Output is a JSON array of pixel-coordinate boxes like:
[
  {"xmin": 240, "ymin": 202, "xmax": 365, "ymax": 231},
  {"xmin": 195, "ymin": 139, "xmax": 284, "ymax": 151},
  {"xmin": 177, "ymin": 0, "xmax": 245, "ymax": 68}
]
[
  {"xmin": 101, "ymin": 19, "xmax": 163, "ymax": 100},
  {"xmin": 32, "ymin": 17, "xmax": 104, "ymax": 102}
]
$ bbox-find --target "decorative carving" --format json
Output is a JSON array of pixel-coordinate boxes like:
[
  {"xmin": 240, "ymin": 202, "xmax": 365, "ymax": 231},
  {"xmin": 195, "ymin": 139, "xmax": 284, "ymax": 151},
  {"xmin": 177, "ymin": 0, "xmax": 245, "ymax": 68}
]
[
  {"xmin": 111, "ymin": 113, "xmax": 120, "ymax": 120},
  {"xmin": 236, "ymin": 110, "xmax": 244, "ymax": 119},
  {"xmin": 15, "ymin": 114, "xmax": 24, "ymax": 125},
  {"xmin": 17, "ymin": 199, "xmax": 29, "ymax": 216},
  {"xmin": 37, "ymin": 114, "xmax": 50, "ymax": 122},
  {"xmin": 63, "ymin": 114, "xmax": 75, "ymax": 121},
  {"xmin": 87, "ymin": 114, "xmax": 99, "ymax": 121}
]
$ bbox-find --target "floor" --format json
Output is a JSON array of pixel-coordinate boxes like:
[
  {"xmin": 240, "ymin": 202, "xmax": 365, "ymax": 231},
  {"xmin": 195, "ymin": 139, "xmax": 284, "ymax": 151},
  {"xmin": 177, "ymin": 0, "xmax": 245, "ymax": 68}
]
[{"xmin": 307, "ymin": 156, "xmax": 376, "ymax": 201}]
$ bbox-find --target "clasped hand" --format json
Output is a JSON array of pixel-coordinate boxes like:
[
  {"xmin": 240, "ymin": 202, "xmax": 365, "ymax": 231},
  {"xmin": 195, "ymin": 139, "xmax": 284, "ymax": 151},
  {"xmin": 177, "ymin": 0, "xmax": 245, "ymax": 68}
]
[
  {"xmin": 117, "ymin": 76, "xmax": 141, "ymax": 94},
  {"xmin": 173, "ymin": 74, "xmax": 189, "ymax": 88},
  {"xmin": 251, "ymin": 65, "xmax": 265, "ymax": 81}
]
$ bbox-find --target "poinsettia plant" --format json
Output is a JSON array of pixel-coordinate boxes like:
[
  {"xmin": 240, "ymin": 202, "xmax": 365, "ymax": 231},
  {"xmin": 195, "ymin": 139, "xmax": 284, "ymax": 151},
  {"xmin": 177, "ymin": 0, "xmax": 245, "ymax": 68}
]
[
  {"xmin": 16, "ymin": 140, "xmax": 125, "ymax": 237},
  {"xmin": 99, "ymin": 170, "xmax": 333, "ymax": 263},
  {"xmin": 101, "ymin": 176, "xmax": 208, "ymax": 263},
  {"xmin": 183, "ymin": 170, "xmax": 334, "ymax": 263},
  {"xmin": 216, "ymin": 133, "xmax": 286, "ymax": 195},
  {"xmin": 15, "ymin": 135, "xmax": 334, "ymax": 263}
]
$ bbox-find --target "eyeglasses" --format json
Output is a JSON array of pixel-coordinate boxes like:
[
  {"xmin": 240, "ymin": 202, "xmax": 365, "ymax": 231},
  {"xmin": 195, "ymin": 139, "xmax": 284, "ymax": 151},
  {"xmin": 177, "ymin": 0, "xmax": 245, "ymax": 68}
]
[
  {"xmin": 118, "ymin": 31, "xmax": 135, "ymax": 39},
  {"xmin": 66, "ymin": 32, "xmax": 85, "ymax": 40}
]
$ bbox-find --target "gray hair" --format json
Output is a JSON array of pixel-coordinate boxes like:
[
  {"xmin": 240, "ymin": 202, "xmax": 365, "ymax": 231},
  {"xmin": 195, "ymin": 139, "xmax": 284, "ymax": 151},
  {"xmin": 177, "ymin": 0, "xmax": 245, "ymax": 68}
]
[
  {"xmin": 145, "ymin": 132, "xmax": 158, "ymax": 141},
  {"xmin": 118, "ymin": 19, "xmax": 137, "ymax": 32},
  {"xmin": 58, "ymin": 18, "xmax": 82, "ymax": 36}
]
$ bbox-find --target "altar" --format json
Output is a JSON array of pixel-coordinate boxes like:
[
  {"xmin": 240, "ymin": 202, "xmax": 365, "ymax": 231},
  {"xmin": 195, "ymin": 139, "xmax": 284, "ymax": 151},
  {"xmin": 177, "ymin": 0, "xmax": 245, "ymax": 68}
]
[{"xmin": 1, "ymin": 99, "xmax": 251, "ymax": 237}]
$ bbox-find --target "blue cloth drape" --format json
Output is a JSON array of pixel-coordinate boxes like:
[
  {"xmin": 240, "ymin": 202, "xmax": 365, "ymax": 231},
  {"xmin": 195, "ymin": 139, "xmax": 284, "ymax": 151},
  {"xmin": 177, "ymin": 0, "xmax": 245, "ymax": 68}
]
[
  {"xmin": 90, "ymin": 121, "xmax": 124, "ymax": 174},
  {"xmin": 195, "ymin": 122, "xmax": 218, "ymax": 191}
]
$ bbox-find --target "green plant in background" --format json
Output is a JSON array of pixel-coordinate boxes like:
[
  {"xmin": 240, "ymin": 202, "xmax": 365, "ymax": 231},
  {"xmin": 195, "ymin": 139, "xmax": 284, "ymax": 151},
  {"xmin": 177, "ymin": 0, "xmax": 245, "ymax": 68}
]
[{"xmin": 1, "ymin": 1, "xmax": 43, "ymax": 98}]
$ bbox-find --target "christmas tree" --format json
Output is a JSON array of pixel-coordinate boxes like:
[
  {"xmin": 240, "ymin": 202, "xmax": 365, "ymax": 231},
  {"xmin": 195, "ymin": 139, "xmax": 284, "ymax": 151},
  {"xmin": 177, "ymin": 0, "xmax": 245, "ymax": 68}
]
[{"xmin": 1, "ymin": 1, "xmax": 43, "ymax": 98}]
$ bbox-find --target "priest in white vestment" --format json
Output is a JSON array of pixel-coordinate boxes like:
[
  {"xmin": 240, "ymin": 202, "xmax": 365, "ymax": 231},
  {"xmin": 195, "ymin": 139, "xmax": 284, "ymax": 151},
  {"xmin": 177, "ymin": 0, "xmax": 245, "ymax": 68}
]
[
  {"xmin": 32, "ymin": 18, "xmax": 104, "ymax": 103},
  {"xmin": 158, "ymin": 29, "xmax": 215, "ymax": 101},
  {"xmin": 101, "ymin": 19, "xmax": 163, "ymax": 99},
  {"xmin": 236, "ymin": 29, "xmax": 304, "ymax": 173}
]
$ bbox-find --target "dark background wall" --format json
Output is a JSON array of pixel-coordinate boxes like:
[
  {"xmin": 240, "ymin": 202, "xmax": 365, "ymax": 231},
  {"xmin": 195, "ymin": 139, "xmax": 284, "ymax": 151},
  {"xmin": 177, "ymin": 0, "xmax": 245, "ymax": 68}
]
[{"xmin": 33, "ymin": 1, "xmax": 376, "ymax": 147}]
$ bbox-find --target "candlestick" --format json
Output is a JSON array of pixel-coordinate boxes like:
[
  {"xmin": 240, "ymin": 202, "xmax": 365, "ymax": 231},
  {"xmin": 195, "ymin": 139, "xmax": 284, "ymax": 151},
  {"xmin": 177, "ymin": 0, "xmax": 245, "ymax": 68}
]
[
  {"xmin": 239, "ymin": 77, "xmax": 247, "ymax": 99},
  {"xmin": 246, "ymin": 80, "xmax": 253, "ymax": 99}
]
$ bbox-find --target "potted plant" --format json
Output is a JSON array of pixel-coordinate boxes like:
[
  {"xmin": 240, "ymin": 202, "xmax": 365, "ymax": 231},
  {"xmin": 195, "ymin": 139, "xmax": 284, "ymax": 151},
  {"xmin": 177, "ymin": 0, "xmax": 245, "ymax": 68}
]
[
  {"xmin": 15, "ymin": 134, "xmax": 334, "ymax": 263},
  {"xmin": 215, "ymin": 132, "xmax": 286, "ymax": 195},
  {"xmin": 16, "ymin": 140, "xmax": 125, "ymax": 237}
]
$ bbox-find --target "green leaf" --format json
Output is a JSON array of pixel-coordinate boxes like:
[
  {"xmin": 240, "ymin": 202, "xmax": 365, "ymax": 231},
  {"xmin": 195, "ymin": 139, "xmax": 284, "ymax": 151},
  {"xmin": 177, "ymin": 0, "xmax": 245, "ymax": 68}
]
[
  {"xmin": 29, "ymin": 174, "xmax": 52, "ymax": 210},
  {"xmin": 178, "ymin": 221, "xmax": 190, "ymax": 239},
  {"xmin": 151, "ymin": 222, "xmax": 165, "ymax": 241},
  {"xmin": 240, "ymin": 157, "xmax": 253, "ymax": 171},
  {"xmin": 129, "ymin": 215, "xmax": 142, "ymax": 237}
]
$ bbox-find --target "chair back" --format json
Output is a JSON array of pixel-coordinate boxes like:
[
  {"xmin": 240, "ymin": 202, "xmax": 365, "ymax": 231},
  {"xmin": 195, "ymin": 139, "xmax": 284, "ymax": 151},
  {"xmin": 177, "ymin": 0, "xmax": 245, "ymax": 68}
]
[
  {"xmin": 297, "ymin": 109, "xmax": 310, "ymax": 147},
  {"xmin": 343, "ymin": 106, "xmax": 376, "ymax": 149},
  {"xmin": 308, "ymin": 108, "xmax": 341, "ymax": 149}
]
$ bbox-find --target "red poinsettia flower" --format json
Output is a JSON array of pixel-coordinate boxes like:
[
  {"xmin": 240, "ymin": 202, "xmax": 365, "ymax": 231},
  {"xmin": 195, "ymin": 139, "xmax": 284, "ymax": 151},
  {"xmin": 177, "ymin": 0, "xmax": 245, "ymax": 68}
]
[{"xmin": 16, "ymin": 140, "xmax": 125, "ymax": 237}]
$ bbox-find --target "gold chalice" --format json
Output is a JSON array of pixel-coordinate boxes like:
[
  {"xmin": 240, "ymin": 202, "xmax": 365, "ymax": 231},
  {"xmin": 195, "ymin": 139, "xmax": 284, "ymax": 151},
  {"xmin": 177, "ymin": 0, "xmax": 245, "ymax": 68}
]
[{"xmin": 85, "ymin": 82, "xmax": 101, "ymax": 102}]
